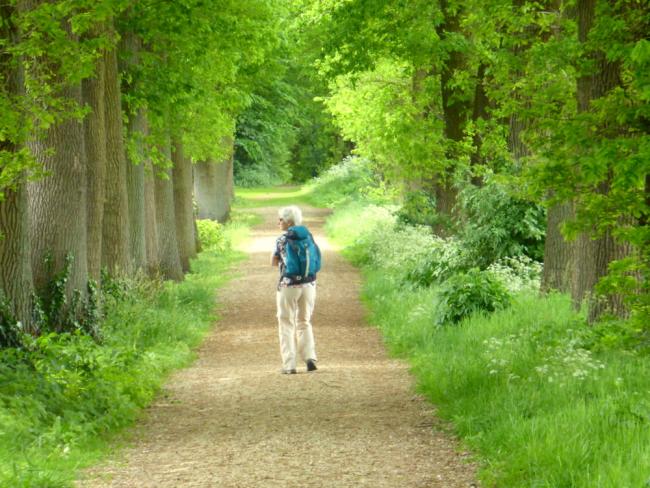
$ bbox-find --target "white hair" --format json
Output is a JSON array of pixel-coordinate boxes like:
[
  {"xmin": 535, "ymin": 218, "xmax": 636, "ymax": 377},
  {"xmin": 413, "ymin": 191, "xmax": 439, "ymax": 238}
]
[{"xmin": 278, "ymin": 205, "xmax": 302, "ymax": 226}]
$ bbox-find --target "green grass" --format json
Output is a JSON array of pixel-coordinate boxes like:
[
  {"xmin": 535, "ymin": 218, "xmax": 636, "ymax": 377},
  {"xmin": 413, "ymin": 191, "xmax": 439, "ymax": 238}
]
[
  {"xmin": 325, "ymin": 201, "xmax": 650, "ymax": 488},
  {"xmin": 0, "ymin": 216, "xmax": 252, "ymax": 488},
  {"xmin": 234, "ymin": 185, "xmax": 316, "ymax": 208}
]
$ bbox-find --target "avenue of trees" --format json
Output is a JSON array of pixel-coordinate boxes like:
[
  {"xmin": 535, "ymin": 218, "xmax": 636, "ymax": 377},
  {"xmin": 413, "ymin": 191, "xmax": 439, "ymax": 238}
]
[
  {"xmin": 0, "ymin": 0, "xmax": 288, "ymax": 333},
  {"xmin": 282, "ymin": 0, "xmax": 647, "ymax": 328},
  {"xmin": 1, "ymin": 0, "xmax": 648, "ymax": 337}
]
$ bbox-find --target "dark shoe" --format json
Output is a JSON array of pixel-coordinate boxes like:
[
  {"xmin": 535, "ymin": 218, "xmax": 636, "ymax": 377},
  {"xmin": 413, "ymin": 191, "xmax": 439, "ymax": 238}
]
[
  {"xmin": 281, "ymin": 369, "xmax": 297, "ymax": 374},
  {"xmin": 306, "ymin": 359, "xmax": 317, "ymax": 372}
]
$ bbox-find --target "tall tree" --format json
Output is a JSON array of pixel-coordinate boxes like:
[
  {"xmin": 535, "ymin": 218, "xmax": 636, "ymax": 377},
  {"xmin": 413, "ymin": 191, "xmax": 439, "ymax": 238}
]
[
  {"xmin": 143, "ymin": 156, "xmax": 159, "ymax": 275},
  {"xmin": 120, "ymin": 30, "xmax": 147, "ymax": 274},
  {"xmin": 28, "ymin": 83, "xmax": 89, "ymax": 302},
  {"xmin": 195, "ymin": 138, "xmax": 234, "ymax": 222},
  {"xmin": 171, "ymin": 139, "xmax": 196, "ymax": 272},
  {"xmin": 82, "ymin": 31, "xmax": 107, "ymax": 282},
  {"xmin": 570, "ymin": 0, "xmax": 632, "ymax": 320},
  {"xmin": 102, "ymin": 21, "xmax": 131, "ymax": 276},
  {"xmin": 0, "ymin": 3, "xmax": 33, "ymax": 328},
  {"xmin": 153, "ymin": 138, "xmax": 183, "ymax": 281}
]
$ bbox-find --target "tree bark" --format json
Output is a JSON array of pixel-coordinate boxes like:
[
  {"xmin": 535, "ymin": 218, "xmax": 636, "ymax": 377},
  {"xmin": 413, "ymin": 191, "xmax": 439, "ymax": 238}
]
[
  {"xmin": 172, "ymin": 138, "xmax": 197, "ymax": 272},
  {"xmin": 541, "ymin": 201, "xmax": 573, "ymax": 292},
  {"xmin": 0, "ymin": 183, "xmax": 34, "ymax": 330},
  {"xmin": 120, "ymin": 29, "xmax": 147, "ymax": 274},
  {"xmin": 194, "ymin": 138, "xmax": 234, "ymax": 223},
  {"xmin": 0, "ymin": 3, "xmax": 34, "ymax": 329},
  {"xmin": 469, "ymin": 62, "xmax": 489, "ymax": 186},
  {"xmin": 126, "ymin": 108, "xmax": 147, "ymax": 273},
  {"xmin": 102, "ymin": 30, "xmax": 131, "ymax": 276},
  {"xmin": 28, "ymin": 82, "xmax": 89, "ymax": 301},
  {"xmin": 154, "ymin": 139, "xmax": 183, "ymax": 281},
  {"xmin": 572, "ymin": 0, "xmax": 630, "ymax": 321},
  {"xmin": 82, "ymin": 42, "xmax": 107, "ymax": 282},
  {"xmin": 144, "ymin": 156, "xmax": 160, "ymax": 276},
  {"xmin": 432, "ymin": 0, "xmax": 470, "ymax": 234},
  {"xmin": 193, "ymin": 160, "xmax": 219, "ymax": 221}
]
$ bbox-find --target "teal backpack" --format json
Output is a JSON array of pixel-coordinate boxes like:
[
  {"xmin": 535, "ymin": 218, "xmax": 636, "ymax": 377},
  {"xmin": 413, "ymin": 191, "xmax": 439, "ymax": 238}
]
[{"xmin": 283, "ymin": 226, "xmax": 321, "ymax": 281}]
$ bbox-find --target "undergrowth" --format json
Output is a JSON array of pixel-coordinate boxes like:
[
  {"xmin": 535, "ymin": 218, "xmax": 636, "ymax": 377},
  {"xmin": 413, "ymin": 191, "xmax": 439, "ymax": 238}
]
[
  {"xmin": 0, "ymin": 212, "xmax": 252, "ymax": 488},
  {"xmin": 314, "ymin": 162, "xmax": 650, "ymax": 488}
]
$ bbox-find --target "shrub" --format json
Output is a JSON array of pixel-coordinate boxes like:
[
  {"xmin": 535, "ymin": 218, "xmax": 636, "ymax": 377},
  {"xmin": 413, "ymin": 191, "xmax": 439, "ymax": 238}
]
[
  {"xmin": 307, "ymin": 156, "xmax": 395, "ymax": 208},
  {"xmin": 487, "ymin": 255, "xmax": 543, "ymax": 293},
  {"xmin": 396, "ymin": 190, "xmax": 440, "ymax": 228},
  {"xmin": 405, "ymin": 236, "xmax": 470, "ymax": 287},
  {"xmin": 435, "ymin": 269, "xmax": 512, "ymax": 325},
  {"xmin": 196, "ymin": 219, "xmax": 229, "ymax": 252},
  {"xmin": 457, "ymin": 179, "xmax": 546, "ymax": 268},
  {"xmin": 0, "ymin": 292, "xmax": 22, "ymax": 348}
]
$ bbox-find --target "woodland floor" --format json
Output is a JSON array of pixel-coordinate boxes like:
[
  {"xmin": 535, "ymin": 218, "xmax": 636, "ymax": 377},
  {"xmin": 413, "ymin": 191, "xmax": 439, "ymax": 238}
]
[{"xmin": 79, "ymin": 205, "xmax": 478, "ymax": 487}]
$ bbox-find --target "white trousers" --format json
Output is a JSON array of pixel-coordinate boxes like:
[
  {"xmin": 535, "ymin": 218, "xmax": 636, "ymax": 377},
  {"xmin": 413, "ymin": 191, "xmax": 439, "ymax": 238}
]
[{"xmin": 276, "ymin": 284, "xmax": 317, "ymax": 371}]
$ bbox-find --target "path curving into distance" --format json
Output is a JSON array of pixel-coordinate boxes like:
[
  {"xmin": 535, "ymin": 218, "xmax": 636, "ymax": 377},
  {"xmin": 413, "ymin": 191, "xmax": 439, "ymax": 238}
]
[{"xmin": 81, "ymin": 204, "xmax": 478, "ymax": 487}]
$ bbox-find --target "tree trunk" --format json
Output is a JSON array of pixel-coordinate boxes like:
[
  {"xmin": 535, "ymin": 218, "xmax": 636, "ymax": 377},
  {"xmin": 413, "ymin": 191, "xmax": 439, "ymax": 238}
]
[
  {"xmin": 469, "ymin": 62, "xmax": 489, "ymax": 186},
  {"xmin": 172, "ymin": 139, "xmax": 197, "ymax": 272},
  {"xmin": 220, "ymin": 143, "xmax": 235, "ymax": 221},
  {"xmin": 542, "ymin": 201, "xmax": 573, "ymax": 292},
  {"xmin": 193, "ymin": 159, "xmax": 219, "ymax": 221},
  {"xmin": 82, "ymin": 43, "xmax": 107, "ymax": 282},
  {"xmin": 433, "ymin": 0, "xmax": 470, "ymax": 233},
  {"xmin": 0, "ymin": 3, "xmax": 34, "ymax": 329},
  {"xmin": 154, "ymin": 139, "xmax": 183, "ymax": 281},
  {"xmin": 120, "ymin": 29, "xmax": 147, "ymax": 274},
  {"xmin": 126, "ymin": 108, "xmax": 147, "ymax": 273},
  {"xmin": 194, "ymin": 138, "xmax": 234, "ymax": 223},
  {"xmin": 144, "ymin": 157, "xmax": 160, "ymax": 276},
  {"xmin": 28, "ymin": 82, "xmax": 89, "ymax": 301},
  {"xmin": 572, "ymin": 0, "xmax": 630, "ymax": 321},
  {"xmin": 0, "ymin": 183, "xmax": 34, "ymax": 330},
  {"xmin": 102, "ymin": 32, "xmax": 131, "ymax": 276}
]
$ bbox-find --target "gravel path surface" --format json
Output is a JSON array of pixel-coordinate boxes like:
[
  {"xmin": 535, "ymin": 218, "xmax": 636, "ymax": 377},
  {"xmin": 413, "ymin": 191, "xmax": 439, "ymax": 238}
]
[{"xmin": 80, "ymin": 205, "xmax": 478, "ymax": 487}]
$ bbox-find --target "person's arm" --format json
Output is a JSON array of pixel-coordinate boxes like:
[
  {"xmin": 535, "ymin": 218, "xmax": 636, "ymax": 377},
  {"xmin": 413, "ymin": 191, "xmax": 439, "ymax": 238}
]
[{"xmin": 271, "ymin": 237, "xmax": 282, "ymax": 266}]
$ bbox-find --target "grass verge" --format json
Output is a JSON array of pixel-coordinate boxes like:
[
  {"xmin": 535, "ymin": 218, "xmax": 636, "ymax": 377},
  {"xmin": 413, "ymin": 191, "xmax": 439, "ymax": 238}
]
[
  {"xmin": 0, "ymin": 212, "xmax": 254, "ymax": 488},
  {"xmin": 326, "ymin": 202, "xmax": 650, "ymax": 488},
  {"xmin": 234, "ymin": 185, "xmax": 315, "ymax": 208}
]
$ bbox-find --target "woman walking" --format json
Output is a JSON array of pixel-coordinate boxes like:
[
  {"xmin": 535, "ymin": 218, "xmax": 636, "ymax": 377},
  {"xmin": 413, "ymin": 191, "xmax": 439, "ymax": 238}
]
[{"xmin": 271, "ymin": 205, "xmax": 320, "ymax": 374}]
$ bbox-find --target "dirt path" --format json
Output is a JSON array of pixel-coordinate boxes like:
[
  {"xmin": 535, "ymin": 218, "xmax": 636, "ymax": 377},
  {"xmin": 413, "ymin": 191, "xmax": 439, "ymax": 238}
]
[{"xmin": 81, "ymin": 205, "xmax": 477, "ymax": 487}]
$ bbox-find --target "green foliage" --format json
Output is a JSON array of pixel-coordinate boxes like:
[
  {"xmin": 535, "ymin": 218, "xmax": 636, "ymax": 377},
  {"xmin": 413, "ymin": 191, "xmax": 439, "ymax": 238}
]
[
  {"xmin": 396, "ymin": 190, "xmax": 440, "ymax": 228},
  {"xmin": 322, "ymin": 58, "xmax": 447, "ymax": 181},
  {"xmin": 0, "ymin": 217, "xmax": 246, "ymax": 487},
  {"xmin": 305, "ymin": 156, "xmax": 393, "ymax": 208},
  {"xmin": 30, "ymin": 254, "xmax": 102, "ymax": 341},
  {"xmin": 324, "ymin": 187, "xmax": 649, "ymax": 486},
  {"xmin": 355, "ymin": 263, "xmax": 650, "ymax": 487},
  {"xmin": 1, "ymin": 0, "xmax": 124, "ymax": 196},
  {"xmin": 0, "ymin": 292, "xmax": 22, "ymax": 349},
  {"xmin": 434, "ymin": 269, "xmax": 511, "ymax": 326},
  {"xmin": 196, "ymin": 219, "xmax": 229, "ymax": 253},
  {"xmin": 404, "ymin": 237, "xmax": 469, "ymax": 288},
  {"xmin": 456, "ymin": 179, "xmax": 546, "ymax": 268},
  {"xmin": 486, "ymin": 255, "xmax": 543, "ymax": 294},
  {"xmin": 234, "ymin": 86, "xmax": 296, "ymax": 187}
]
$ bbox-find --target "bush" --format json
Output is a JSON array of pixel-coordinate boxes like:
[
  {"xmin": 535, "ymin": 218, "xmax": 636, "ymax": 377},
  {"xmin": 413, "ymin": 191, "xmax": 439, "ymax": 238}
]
[
  {"xmin": 487, "ymin": 255, "xmax": 543, "ymax": 294},
  {"xmin": 0, "ymin": 292, "xmax": 22, "ymax": 348},
  {"xmin": 306, "ymin": 156, "xmax": 395, "ymax": 208},
  {"xmin": 234, "ymin": 163, "xmax": 288, "ymax": 188},
  {"xmin": 196, "ymin": 219, "xmax": 229, "ymax": 252},
  {"xmin": 457, "ymin": 179, "xmax": 546, "ymax": 268},
  {"xmin": 396, "ymin": 190, "xmax": 448, "ymax": 229},
  {"xmin": 405, "ymin": 236, "xmax": 470, "ymax": 287},
  {"xmin": 435, "ymin": 269, "xmax": 512, "ymax": 325}
]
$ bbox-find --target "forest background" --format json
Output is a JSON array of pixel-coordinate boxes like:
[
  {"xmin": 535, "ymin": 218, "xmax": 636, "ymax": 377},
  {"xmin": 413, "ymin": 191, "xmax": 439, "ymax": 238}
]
[{"xmin": 0, "ymin": 0, "xmax": 648, "ymax": 486}]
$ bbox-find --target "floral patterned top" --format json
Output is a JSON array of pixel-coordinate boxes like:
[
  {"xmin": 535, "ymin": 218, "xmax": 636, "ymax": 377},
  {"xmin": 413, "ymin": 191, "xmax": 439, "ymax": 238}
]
[{"xmin": 274, "ymin": 233, "xmax": 317, "ymax": 289}]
